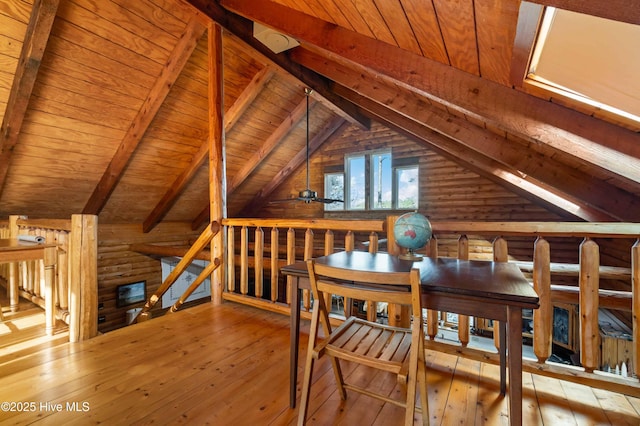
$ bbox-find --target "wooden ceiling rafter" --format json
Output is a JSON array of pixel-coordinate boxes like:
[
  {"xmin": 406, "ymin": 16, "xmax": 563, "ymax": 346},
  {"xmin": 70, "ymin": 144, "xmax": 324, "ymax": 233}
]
[
  {"xmin": 220, "ymin": 0, "xmax": 640, "ymax": 186},
  {"xmin": 183, "ymin": 0, "xmax": 371, "ymax": 131},
  {"xmin": 334, "ymin": 85, "xmax": 619, "ymax": 222},
  {"xmin": 82, "ymin": 15, "xmax": 206, "ymax": 215},
  {"xmin": 0, "ymin": 0, "xmax": 59, "ymax": 196},
  {"xmin": 294, "ymin": 47, "xmax": 640, "ymax": 221},
  {"xmin": 242, "ymin": 116, "xmax": 347, "ymax": 214}
]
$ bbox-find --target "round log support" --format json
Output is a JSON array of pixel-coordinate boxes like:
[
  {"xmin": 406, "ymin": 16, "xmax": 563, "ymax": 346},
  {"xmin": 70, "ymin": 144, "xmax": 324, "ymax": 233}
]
[
  {"xmin": 533, "ymin": 236, "xmax": 552, "ymax": 363},
  {"xmin": 579, "ymin": 237, "xmax": 600, "ymax": 373}
]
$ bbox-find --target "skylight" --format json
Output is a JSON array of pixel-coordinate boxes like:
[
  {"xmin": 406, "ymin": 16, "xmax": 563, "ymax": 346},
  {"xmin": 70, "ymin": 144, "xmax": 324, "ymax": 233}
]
[{"xmin": 527, "ymin": 7, "xmax": 640, "ymax": 124}]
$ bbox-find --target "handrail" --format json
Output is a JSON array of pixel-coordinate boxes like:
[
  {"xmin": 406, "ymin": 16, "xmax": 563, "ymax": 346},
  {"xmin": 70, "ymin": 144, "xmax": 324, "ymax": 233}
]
[
  {"xmin": 220, "ymin": 217, "xmax": 640, "ymax": 397},
  {"xmin": 134, "ymin": 221, "xmax": 220, "ymax": 322}
]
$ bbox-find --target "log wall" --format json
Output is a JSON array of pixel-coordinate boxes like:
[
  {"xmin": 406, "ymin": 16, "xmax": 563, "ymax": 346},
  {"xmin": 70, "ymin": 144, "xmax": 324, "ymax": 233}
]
[{"xmin": 97, "ymin": 222, "xmax": 202, "ymax": 332}]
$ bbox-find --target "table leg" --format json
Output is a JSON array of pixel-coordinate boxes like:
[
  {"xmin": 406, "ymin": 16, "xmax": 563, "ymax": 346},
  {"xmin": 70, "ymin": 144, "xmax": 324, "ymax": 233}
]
[
  {"xmin": 507, "ymin": 306, "xmax": 523, "ymax": 426},
  {"xmin": 290, "ymin": 277, "xmax": 301, "ymax": 408},
  {"xmin": 499, "ymin": 320, "xmax": 507, "ymax": 395}
]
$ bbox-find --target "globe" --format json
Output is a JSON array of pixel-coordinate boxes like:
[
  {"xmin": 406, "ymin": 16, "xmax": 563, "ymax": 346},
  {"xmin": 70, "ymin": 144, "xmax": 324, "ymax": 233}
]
[{"xmin": 393, "ymin": 212, "xmax": 432, "ymax": 260}]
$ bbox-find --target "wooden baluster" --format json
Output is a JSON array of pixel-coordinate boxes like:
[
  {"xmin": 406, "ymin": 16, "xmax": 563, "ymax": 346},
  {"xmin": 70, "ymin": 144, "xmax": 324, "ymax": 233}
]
[
  {"xmin": 57, "ymin": 232, "xmax": 68, "ymax": 311},
  {"xmin": 493, "ymin": 237, "xmax": 509, "ymax": 351},
  {"xmin": 227, "ymin": 226, "xmax": 235, "ymax": 292},
  {"xmin": 426, "ymin": 235, "xmax": 438, "ymax": 339},
  {"xmin": 270, "ymin": 227, "xmax": 279, "ymax": 302},
  {"xmin": 286, "ymin": 228, "xmax": 295, "ymax": 305},
  {"xmin": 368, "ymin": 232, "xmax": 378, "ymax": 254},
  {"xmin": 303, "ymin": 228, "xmax": 314, "ymax": 311},
  {"xmin": 457, "ymin": 235, "xmax": 470, "ymax": 347},
  {"xmin": 324, "ymin": 230, "xmax": 334, "ymax": 255},
  {"xmin": 580, "ymin": 237, "xmax": 600, "ymax": 373},
  {"xmin": 533, "ymin": 236, "xmax": 552, "ymax": 363},
  {"xmin": 240, "ymin": 226, "xmax": 248, "ymax": 295},
  {"xmin": 367, "ymin": 231, "xmax": 379, "ymax": 322},
  {"xmin": 254, "ymin": 227, "xmax": 264, "ymax": 299},
  {"xmin": 323, "ymin": 230, "xmax": 335, "ymax": 314},
  {"xmin": 632, "ymin": 239, "xmax": 639, "ymax": 379},
  {"xmin": 345, "ymin": 230, "xmax": 354, "ymax": 252}
]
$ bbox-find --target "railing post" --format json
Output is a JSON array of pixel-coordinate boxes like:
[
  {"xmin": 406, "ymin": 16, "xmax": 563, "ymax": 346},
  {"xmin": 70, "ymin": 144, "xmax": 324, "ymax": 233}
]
[
  {"xmin": 580, "ymin": 237, "xmax": 600, "ymax": 373},
  {"xmin": 303, "ymin": 228, "xmax": 314, "ymax": 311},
  {"xmin": 533, "ymin": 236, "xmax": 552, "ymax": 363},
  {"xmin": 324, "ymin": 230, "xmax": 334, "ymax": 255},
  {"xmin": 633, "ymin": 239, "xmax": 639, "ymax": 378},
  {"xmin": 68, "ymin": 214, "xmax": 98, "ymax": 342}
]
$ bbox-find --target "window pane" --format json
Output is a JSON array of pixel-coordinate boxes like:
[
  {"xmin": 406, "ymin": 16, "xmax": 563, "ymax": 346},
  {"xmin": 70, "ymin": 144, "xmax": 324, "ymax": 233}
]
[
  {"xmin": 347, "ymin": 156, "xmax": 365, "ymax": 210},
  {"xmin": 371, "ymin": 152, "xmax": 392, "ymax": 209},
  {"xmin": 324, "ymin": 173, "xmax": 344, "ymax": 211},
  {"xmin": 396, "ymin": 166, "xmax": 419, "ymax": 209}
]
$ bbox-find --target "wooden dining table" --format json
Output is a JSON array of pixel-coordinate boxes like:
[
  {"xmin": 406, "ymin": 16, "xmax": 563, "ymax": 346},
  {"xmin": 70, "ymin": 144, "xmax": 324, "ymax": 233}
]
[
  {"xmin": 0, "ymin": 238, "xmax": 57, "ymax": 334},
  {"xmin": 282, "ymin": 250, "xmax": 539, "ymax": 426}
]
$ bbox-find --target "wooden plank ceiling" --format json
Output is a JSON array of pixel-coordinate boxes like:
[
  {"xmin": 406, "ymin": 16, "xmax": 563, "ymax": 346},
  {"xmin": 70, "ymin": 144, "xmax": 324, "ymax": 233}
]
[{"xmin": 0, "ymin": 0, "xmax": 638, "ymax": 230}]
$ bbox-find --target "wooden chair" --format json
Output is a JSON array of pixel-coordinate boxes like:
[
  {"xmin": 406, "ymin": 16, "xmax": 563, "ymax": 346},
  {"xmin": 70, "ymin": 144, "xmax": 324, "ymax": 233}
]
[{"xmin": 298, "ymin": 258, "xmax": 429, "ymax": 426}]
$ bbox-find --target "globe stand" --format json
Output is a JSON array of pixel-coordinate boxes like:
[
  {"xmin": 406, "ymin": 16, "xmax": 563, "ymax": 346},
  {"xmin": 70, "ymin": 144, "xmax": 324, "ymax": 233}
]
[{"xmin": 398, "ymin": 248, "xmax": 424, "ymax": 261}]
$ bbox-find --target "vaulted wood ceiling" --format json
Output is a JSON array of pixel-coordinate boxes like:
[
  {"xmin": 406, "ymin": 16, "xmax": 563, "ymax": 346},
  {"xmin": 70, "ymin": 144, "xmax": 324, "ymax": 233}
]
[{"xmin": 0, "ymin": 0, "xmax": 638, "ymax": 230}]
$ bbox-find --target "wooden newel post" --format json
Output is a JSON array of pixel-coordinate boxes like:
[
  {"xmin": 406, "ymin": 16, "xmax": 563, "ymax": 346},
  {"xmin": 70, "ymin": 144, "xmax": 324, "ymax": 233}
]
[
  {"xmin": 533, "ymin": 236, "xmax": 552, "ymax": 363},
  {"xmin": 579, "ymin": 238, "xmax": 600, "ymax": 373},
  {"xmin": 632, "ymin": 239, "xmax": 639, "ymax": 378},
  {"xmin": 69, "ymin": 214, "xmax": 98, "ymax": 342}
]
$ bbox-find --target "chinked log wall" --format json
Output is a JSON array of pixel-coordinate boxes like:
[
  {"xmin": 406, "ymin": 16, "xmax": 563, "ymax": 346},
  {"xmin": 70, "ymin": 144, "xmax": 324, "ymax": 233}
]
[
  {"xmin": 0, "ymin": 214, "xmax": 97, "ymax": 342},
  {"xmin": 220, "ymin": 217, "xmax": 640, "ymax": 397}
]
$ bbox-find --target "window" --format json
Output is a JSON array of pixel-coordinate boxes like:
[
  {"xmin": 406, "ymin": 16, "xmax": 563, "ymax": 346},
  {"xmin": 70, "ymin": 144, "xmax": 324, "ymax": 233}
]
[
  {"xmin": 324, "ymin": 172, "xmax": 344, "ymax": 211},
  {"xmin": 324, "ymin": 151, "xmax": 419, "ymax": 211},
  {"xmin": 526, "ymin": 6, "xmax": 640, "ymax": 124}
]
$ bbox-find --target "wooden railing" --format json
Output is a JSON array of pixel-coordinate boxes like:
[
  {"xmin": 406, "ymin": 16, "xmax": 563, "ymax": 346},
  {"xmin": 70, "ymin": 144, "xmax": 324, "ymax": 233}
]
[
  {"xmin": 220, "ymin": 217, "xmax": 640, "ymax": 396},
  {"xmin": 133, "ymin": 221, "xmax": 221, "ymax": 322},
  {"xmin": 0, "ymin": 214, "xmax": 98, "ymax": 342}
]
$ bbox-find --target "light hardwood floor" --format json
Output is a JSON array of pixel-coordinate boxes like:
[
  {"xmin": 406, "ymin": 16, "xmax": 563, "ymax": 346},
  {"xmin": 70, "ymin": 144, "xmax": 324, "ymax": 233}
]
[{"xmin": 0, "ymin": 299, "xmax": 639, "ymax": 425}]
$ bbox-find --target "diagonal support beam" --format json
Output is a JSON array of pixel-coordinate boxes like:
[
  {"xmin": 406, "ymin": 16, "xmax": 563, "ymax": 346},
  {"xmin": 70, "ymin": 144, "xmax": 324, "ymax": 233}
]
[
  {"xmin": 0, "ymin": 0, "xmax": 59, "ymax": 196},
  {"xmin": 82, "ymin": 16, "xmax": 206, "ymax": 215}
]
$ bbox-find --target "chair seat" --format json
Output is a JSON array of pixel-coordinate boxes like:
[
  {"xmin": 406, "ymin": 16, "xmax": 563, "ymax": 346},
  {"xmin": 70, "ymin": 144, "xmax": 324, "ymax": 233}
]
[{"xmin": 316, "ymin": 316, "xmax": 411, "ymax": 383}]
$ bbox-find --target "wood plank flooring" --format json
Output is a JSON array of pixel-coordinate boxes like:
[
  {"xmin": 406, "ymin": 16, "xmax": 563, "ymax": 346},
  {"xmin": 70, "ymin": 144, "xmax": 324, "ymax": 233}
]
[{"xmin": 0, "ymin": 300, "xmax": 639, "ymax": 425}]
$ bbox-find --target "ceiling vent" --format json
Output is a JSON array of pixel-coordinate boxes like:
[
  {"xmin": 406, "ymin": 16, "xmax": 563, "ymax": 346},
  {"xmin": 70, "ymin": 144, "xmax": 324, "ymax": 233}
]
[{"xmin": 253, "ymin": 22, "xmax": 299, "ymax": 53}]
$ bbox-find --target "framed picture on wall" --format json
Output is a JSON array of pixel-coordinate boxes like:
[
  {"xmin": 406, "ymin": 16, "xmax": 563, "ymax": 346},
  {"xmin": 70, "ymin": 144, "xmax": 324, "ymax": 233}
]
[{"xmin": 116, "ymin": 281, "xmax": 146, "ymax": 307}]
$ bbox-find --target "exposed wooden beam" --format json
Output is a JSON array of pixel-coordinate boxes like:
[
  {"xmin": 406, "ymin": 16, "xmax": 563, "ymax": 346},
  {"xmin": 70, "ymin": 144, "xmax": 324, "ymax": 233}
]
[
  {"xmin": 338, "ymin": 87, "xmax": 615, "ymax": 222},
  {"xmin": 182, "ymin": 0, "xmax": 370, "ymax": 130},
  {"xmin": 209, "ymin": 21, "xmax": 226, "ymax": 304},
  {"xmin": 0, "ymin": 0, "xmax": 59, "ymax": 196},
  {"xmin": 228, "ymin": 97, "xmax": 311, "ymax": 195},
  {"xmin": 82, "ymin": 16, "xmax": 206, "ymax": 215},
  {"xmin": 243, "ymin": 116, "xmax": 346, "ymax": 213},
  {"xmin": 220, "ymin": 0, "xmax": 640, "ymax": 186},
  {"xmin": 527, "ymin": 0, "xmax": 640, "ymax": 25},
  {"xmin": 293, "ymin": 47, "xmax": 640, "ymax": 221},
  {"xmin": 146, "ymin": 65, "xmax": 274, "ymax": 233}
]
